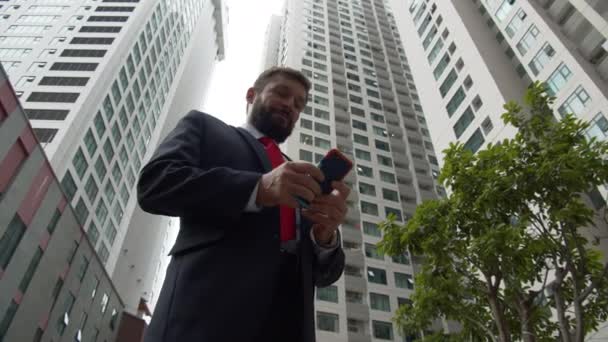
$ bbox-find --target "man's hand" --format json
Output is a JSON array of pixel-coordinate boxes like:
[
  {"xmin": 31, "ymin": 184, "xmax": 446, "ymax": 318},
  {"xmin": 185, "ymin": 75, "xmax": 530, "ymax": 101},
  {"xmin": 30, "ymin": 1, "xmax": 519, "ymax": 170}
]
[
  {"xmin": 302, "ymin": 181, "xmax": 351, "ymax": 245},
  {"xmin": 256, "ymin": 161, "xmax": 324, "ymax": 208}
]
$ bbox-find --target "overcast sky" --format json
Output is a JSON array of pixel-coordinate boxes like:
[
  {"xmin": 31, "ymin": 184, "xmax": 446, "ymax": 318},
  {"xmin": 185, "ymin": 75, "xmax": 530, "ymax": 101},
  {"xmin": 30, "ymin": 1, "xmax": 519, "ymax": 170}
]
[{"xmin": 202, "ymin": 0, "xmax": 285, "ymax": 126}]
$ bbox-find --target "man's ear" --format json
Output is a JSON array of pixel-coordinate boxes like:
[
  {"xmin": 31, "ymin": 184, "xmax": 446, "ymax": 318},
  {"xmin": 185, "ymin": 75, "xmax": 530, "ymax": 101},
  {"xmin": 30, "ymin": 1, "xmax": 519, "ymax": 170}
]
[{"xmin": 245, "ymin": 87, "xmax": 256, "ymax": 104}]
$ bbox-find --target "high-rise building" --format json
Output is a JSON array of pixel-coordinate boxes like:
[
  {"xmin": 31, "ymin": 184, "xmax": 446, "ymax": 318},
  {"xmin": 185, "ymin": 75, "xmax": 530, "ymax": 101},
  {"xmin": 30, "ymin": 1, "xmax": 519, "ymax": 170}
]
[
  {"xmin": 389, "ymin": 0, "xmax": 607, "ymax": 200},
  {"xmin": 0, "ymin": 0, "xmax": 227, "ymax": 322},
  {"xmin": 265, "ymin": 0, "xmax": 452, "ymax": 340},
  {"xmin": 0, "ymin": 64, "xmax": 123, "ymax": 342},
  {"xmin": 261, "ymin": 15, "xmax": 283, "ymax": 71},
  {"xmin": 389, "ymin": 0, "xmax": 608, "ymax": 339}
]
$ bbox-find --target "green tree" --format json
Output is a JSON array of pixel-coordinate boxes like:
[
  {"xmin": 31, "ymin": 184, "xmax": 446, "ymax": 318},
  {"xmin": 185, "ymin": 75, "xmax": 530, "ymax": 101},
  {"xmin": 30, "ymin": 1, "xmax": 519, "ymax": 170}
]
[{"xmin": 378, "ymin": 83, "xmax": 608, "ymax": 342}]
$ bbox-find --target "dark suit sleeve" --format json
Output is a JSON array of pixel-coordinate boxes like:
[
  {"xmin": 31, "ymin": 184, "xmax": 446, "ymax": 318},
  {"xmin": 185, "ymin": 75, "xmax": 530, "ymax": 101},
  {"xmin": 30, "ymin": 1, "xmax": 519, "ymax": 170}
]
[
  {"xmin": 312, "ymin": 237, "xmax": 345, "ymax": 287},
  {"xmin": 137, "ymin": 111, "xmax": 263, "ymax": 221}
]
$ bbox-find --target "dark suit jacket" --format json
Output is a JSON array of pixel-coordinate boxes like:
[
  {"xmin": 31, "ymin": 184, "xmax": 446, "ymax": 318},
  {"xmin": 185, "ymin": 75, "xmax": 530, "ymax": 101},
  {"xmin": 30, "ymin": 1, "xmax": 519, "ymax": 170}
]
[{"xmin": 137, "ymin": 110, "xmax": 345, "ymax": 342}]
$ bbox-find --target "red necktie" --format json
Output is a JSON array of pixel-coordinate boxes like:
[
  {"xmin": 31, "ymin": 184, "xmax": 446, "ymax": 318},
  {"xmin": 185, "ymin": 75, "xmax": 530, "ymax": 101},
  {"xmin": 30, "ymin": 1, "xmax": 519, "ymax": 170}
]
[{"xmin": 258, "ymin": 137, "xmax": 296, "ymax": 241}]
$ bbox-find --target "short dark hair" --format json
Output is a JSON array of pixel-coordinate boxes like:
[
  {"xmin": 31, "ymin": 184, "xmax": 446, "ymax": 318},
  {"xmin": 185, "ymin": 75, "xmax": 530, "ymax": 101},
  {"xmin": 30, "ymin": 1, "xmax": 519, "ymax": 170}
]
[{"xmin": 253, "ymin": 66, "xmax": 311, "ymax": 103}]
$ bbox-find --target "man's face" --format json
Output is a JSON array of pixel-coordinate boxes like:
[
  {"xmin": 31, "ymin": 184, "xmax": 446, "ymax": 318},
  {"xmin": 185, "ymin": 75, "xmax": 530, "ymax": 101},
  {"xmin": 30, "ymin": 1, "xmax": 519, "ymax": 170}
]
[{"xmin": 247, "ymin": 74, "xmax": 308, "ymax": 143}]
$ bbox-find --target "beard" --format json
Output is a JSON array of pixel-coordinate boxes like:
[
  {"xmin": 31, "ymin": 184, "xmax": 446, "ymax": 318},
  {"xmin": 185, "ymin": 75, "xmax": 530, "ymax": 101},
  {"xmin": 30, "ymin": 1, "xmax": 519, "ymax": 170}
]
[{"xmin": 248, "ymin": 99, "xmax": 295, "ymax": 143}]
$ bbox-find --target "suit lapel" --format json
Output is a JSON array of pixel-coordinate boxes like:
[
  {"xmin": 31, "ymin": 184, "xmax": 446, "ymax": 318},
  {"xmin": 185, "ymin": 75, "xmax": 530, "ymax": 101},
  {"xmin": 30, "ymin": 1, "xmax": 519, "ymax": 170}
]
[{"xmin": 235, "ymin": 127, "xmax": 272, "ymax": 173}]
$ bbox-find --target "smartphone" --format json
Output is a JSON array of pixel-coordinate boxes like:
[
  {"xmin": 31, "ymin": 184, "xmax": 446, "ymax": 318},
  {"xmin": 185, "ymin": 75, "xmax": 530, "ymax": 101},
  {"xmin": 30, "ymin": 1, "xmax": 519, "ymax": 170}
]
[{"xmin": 296, "ymin": 148, "xmax": 353, "ymax": 208}]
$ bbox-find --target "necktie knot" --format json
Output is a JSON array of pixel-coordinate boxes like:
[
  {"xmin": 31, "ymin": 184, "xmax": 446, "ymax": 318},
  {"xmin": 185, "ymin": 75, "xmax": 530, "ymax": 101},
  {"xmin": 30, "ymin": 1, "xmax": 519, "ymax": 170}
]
[{"xmin": 258, "ymin": 136, "xmax": 275, "ymax": 148}]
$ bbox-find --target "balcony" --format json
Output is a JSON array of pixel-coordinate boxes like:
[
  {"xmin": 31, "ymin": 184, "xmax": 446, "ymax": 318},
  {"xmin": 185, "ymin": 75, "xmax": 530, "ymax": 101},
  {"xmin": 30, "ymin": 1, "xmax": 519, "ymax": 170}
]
[
  {"xmin": 342, "ymin": 225, "xmax": 363, "ymax": 244},
  {"xmin": 345, "ymin": 301, "xmax": 371, "ymax": 321},
  {"xmin": 344, "ymin": 248, "xmax": 365, "ymax": 268},
  {"xmin": 347, "ymin": 331, "xmax": 372, "ymax": 342}
]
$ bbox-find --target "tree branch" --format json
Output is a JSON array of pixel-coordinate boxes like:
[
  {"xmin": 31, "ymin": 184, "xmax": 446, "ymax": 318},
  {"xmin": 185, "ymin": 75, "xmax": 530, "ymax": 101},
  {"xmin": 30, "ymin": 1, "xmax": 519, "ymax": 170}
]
[
  {"xmin": 462, "ymin": 315, "xmax": 498, "ymax": 342},
  {"xmin": 576, "ymin": 262, "xmax": 608, "ymax": 302}
]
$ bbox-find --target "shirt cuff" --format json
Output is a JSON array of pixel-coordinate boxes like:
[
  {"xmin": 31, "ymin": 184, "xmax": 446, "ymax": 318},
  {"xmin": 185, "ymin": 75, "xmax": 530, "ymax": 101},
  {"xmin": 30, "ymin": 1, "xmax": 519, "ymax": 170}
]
[
  {"xmin": 310, "ymin": 229, "xmax": 340, "ymax": 263},
  {"xmin": 244, "ymin": 182, "xmax": 263, "ymax": 212}
]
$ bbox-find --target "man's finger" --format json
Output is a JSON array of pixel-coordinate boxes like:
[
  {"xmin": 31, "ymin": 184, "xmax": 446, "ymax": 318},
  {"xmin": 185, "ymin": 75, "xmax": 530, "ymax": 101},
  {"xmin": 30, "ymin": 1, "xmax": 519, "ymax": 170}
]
[
  {"xmin": 288, "ymin": 184, "xmax": 315, "ymax": 203},
  {"xmin": 288, "ymin": 162, "xmax": 325, "ymax": 182},
  {"xmin": 302, "ymin": 209, "xmax": 334, "ymax": 227},
  {"xmin": 331, "ymin": 181, "xmax": 351, "ymax": 200},
  {"xmin": 289, "ymin": 172, "xmax": 322, "ymax": 196}
]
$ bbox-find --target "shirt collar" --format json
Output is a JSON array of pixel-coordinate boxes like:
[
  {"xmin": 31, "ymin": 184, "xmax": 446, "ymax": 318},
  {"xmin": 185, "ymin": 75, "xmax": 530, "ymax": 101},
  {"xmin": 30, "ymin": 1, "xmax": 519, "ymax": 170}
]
[{"xmin": 241, "ymin": 122, "xmax": 266, "ymax": 141}]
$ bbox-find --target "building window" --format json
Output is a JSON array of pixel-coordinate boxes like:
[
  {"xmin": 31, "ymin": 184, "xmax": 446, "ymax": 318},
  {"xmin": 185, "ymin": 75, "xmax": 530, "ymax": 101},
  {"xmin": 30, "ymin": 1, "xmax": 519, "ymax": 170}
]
[
  {"xmin": 50, "ymin": 62, "xmax": 98, "ymax": 71},
  {"xmin": 427, "ymin": 38, "xmax": 444, "ymax": 63},
  {"xmin": 84, "ymin": 129, "xmax": 97, "ymax": 156},
  {"xmin": 0, "ymin": 300, "xmax": 19, "ymax": 339},
  {"xmin": 105, "ymin": 222, "xmax": 117, "ymax": 246},
  {"xmin": 98, "ymin": 243, "xmax": 109, "ymax": 264},
  {"xmin": 439, "ymin": 69, "xmax": 458, "ymax": 97},
  {"xmin": 453, "ymin": 107, "xmax": 475, "ymax": 138},
  {"xmin": 586, "ymin": 112, "xmax": 608, "ymax": 141},
  {"xmin": 300, "ymin": 133, "xmax": 313, "ymax": 146},
  {"xmin": 356, "ymin": 165, "xmax": 373, "ymax": 178},
  {"xmin": 367, "ymin": 267, "xmax": 387, "ymax": 284},
  {"xmin": 96, "ymin": 200, "xmax": 108, "ymax": 226},
  {"xmin": 316, "ymin": 285, "xmax": 338, "ymax": 303},
  {"xmin": 300, "ymin": 149, "xmax": 313, "ymax": 162},
  {"xmin": 529, "ymin": 43, "xmax": 556, "ymax": 76},
  {"xmin": 316, "ymin": 312, "xmax": 339, "ymax": 333},
  {"xmin": 558, "ymin": 86, "xmax": 591, "ymax": 118},
  {"xmin": 372, "ymin": 126, "xmax": 387, "ymax": 138},
  {"xmin": 56, "ymin": 292, "xmax": 76, "ymax": 335},
  {"xmin": 346, "ymin": 291, "xmax": 363, "ymax": 304},
  {"xmin": 27, "ymin": 92, "xmax": 79, "ymax": 103},
  {"xmin": 72, "ymin": 148, "xmax": 88, "ymax": 179},
  {"xmin": 94, "ymin": 157, "xmax": 107, "ymax": 180},
  {"xmin": 314, "ymin": 122, "xmax": 330, "ymax": 135},
  {"xmin": 372, "ymin": 320, "xmax": 393, "ymax": 340},
  {"xmin": 433, "ymin": 52, "xmax": 451, "ymax": 80},
  {"xmin": 300, "ymin": 118, "xmax": 312, "ymax": 130},
  {"xmin": 0, "ymin": 215, "xmax": 27, "ymax": 269},
  {"xmin": 74, "ymin": 198, "xmax": 89, "ymax": 225},
  {"xmin": 33, "ymin": 128, "xmax": 58, "ymax": 143},
  {"xmin": 375, "ymin": 140, "xmax": 390, "ymax": 152},
  {"xmin": 355, "ymin": 149, "xmax": 371, "ymax": 161},
  {"xmin": 392, "ymin": 252, "xmax": 410, "ymax": 265},
  {"xmin": 361, "ymin": 201, "xmax": 379, "ymax": 216},
  {"xmin": 379, "ymin": 171, "xmax": 396, "ymax": 184},
  {"xmin": 481, "ymin": 117, "xmax": 494, "ymax": 135},
  {"xmin": 87, "ymin": 223, "xmax": 99, "ymax": 245},
  {"xmin": 61, "ymin": 171, "xmax": 77, "ymax": 200},
  {"xmin": 60, "ymin": 49, "xmax": 106, "ymax": 58},
  {"xmin": 46, "ymin": 210, "xmax": 61, "ymax": 234},
  {"xmin": 314, "ymin": 137, "xmax": 330, "ymax": 149},
  {"xmin": 446, "ymin": 87, "xmax": 466, "ymax": 117},
  {"xmin": 382, "ymin": 188, "xmax": 399, "ymax": 202},
  {"xmin": 545, "ymin": 63, "xmax": 572, "ymax": 96},
  {"xmin": 463, "ymin": 128, "xmax": 485, "ymax": 154},
  {"xmin": 353, "ymin": 134, "xmax": 369, "ymax": 145},
  {"xmin": 39, "ymin": 76, "xmax": 89, "ymax": 86},
  {"xmin": 359, "ymin": 182, "xmax": 376, "ymax": 196},
  {"xmin": 364, "ymin": 243, "xmax": 383, "ymax": 260},
  {"xmin": 385, "ymin": 207, "xmax": 403, "ymax": 221},
  {"xmin": 505, "ymin": 9, "xmax": 526, "ymax": 38},
  {"xmin": 494, "ymin": 0, "xmax": 514, "ymax": 22},
  {"xmin": 377, "ymin": 155, "xmax": 392, "ymax": 167},
  {"xmin": 103, "ymin": 139, "xmax": 114, "ymax": 161},
  {"xmin": 516, "ymin": 24, "xmax": 540, "ymax": 55},
  {"xmin": 370, "ymin": 293, "xmax": 391, "ymax": 312},
  {"xmin": 77, "ymin": 256, "xmax": 89, "ymax": 282},
  {"xmin": 363, "ymin": 221, "xmax": 381, "ymax": 237},
  {"xmin": 395, "ymin": 272, "xmax": 414, "ymax": 290},
  {"xmin": 85, "ymin": 175, "xmax": 98, "ymax": 202}
]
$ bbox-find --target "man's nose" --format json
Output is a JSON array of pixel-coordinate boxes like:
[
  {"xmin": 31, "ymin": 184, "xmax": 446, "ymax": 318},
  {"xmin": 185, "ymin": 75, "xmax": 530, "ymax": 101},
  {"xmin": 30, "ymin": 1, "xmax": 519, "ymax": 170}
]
[{"xmin": 279, "ymin": 97, "xmax": 297, "ymax": 116}]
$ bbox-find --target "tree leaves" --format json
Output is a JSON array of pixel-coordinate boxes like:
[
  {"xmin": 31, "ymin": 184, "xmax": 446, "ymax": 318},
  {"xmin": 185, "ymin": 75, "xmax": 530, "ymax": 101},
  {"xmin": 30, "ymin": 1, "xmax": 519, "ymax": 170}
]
[{"xmin": 378, "ymin": 82, "xmax": 608, "ymax": 341}]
